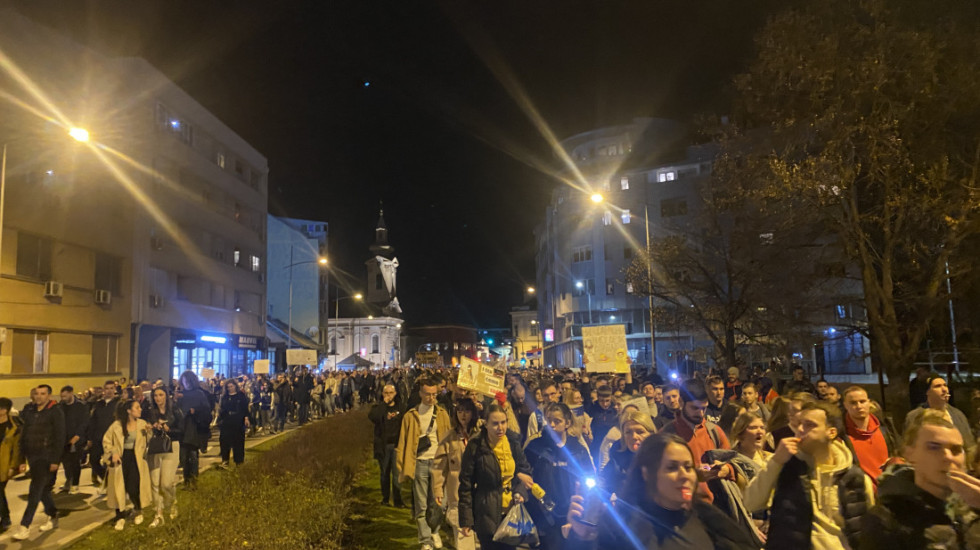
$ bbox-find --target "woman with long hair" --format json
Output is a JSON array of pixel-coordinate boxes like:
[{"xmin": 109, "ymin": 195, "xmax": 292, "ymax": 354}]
[
  {"xmin": 103, "ymin": 399, "xmax": 151, "ymax": 531},
  {"xmin": 458, "ymin": 403, "xmax": 536, "ymax": 550},
  {"xmin": 434, "ymin": 397, "xmax": 482, "ymax": 550},
  {"xmin": 566, "ymin": 433, "xmax": 757, "ymax": 549},
  {"xmin": 730, "ymin": 413, "xmax": 772, "ymax": 468},
  {"xmin": 217, "ymin": 378, "xmax": 250, "ymax": 468},
  {"xmin": 599, "ymin": 410, "xmax": 656, "ymax": 495},
  {"xmin": 145, "ymin": 387, "xmax": 183, "ymax": 527},
  {"xmin": 507, "ymin": 383, "xmax": 532, "ymax": 443},
  {"xmin": 524, "ymin": 402, "xmax": 595, "ymax": 550}
]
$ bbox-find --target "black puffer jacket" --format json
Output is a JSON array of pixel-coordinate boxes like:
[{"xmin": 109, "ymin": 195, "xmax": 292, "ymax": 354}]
[
  {"xmin": 458, "ymin": 429, "xmax": 532, "ymax": 538},
  {"xmin": 860, "ymin": 465, "xmax": 980, "ymax": 550},
  {"xmin": 524, "ymin": 432, "xmax": 595, "ymax": 523},
  {"xmin": 20, "ymin": 400, "xmax": 66, "ymax": 465}
]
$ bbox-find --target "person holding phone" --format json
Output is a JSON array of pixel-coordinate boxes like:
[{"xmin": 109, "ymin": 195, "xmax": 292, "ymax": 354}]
[
  {"xmin": 145, "ymin": 387, "xmax": 183, "ymax": 527},
  {"xmin": 103, "ymin": 399, "xmax": 151, "ymax": 531},
  {"xmin": 565, "ymin": 433, "xmax": 756, "ymax": 549}
]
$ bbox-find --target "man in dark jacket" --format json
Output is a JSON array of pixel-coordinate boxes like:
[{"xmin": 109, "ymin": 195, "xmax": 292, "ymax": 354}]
[
  {"xmin": 583, "ymin": 387, "xmax": 618, "ymax": 458},
  {"xmin": 58, "ymin": 386, "xmax": 88, "ymax": 494},
  {"xmin": 12, "ymin": 385, "xmax": 66, "ymax": 541},
  {"xmin": 369, "ymin": 384, "xmax": 405, "ymax": 507},
  {"xmin": 860, "ymin": 409, "xmax": 980, "ymax": 549},
  {"xmin": 294, "ymin": 367, "xmax": 313, "ymax": 425},
  {"xmin": 85, "ymin": 380, "xmax": 118, "ymax": 486},
  {"xmin": 177, "ymin": 371, "xmax": 211, "ymax": 488},
  {"xmin": 272, "ymin": 373, "xmax": 292, "ymax": 432}
]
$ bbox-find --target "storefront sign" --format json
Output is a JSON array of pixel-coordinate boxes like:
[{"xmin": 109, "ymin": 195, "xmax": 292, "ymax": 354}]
[
  {"xmin": 200, "ymin": 335, "xmax": 227, "ymax": 344},
  {"xmin": 582, "ymin": 324, "xmax": 630, "ymax": 373},
  {"xmin": 238, "ymin": 336, "xmax": 260, "ymax": 349},
  {"xmin": 543, "ymin": 329, "xmax": 554, "ymax": 342}
]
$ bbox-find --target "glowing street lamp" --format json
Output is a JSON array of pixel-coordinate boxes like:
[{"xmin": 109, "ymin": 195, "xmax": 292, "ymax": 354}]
[
  {"xmin": 590, "ymin": 193, "xmax": 604, "ymax": 204},
  {"xmin": 68, "ymin": 127, "xmax": 90, "ymax": 142}
]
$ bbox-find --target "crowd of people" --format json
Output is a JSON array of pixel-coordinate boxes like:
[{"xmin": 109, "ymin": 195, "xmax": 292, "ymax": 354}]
[
  {"xmin": 0, "ymin": 366, "xmax": 381, "ymax": 541},
  {"xmin": 371, "ymin": 363, "xmax": 980, "ymax": 550}
]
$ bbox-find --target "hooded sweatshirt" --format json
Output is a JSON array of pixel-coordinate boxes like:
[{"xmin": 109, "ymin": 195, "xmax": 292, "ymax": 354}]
[
  {"xmin": 845, "ymin": 414, "xmax": 889, "ymax": 487},
  {"xmin": 743, "ymin": 439, "xmax": 875, "ymax": 550}
]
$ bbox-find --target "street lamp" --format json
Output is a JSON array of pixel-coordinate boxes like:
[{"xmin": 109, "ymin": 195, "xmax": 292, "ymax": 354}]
[
  {"xmin": 526, "ymin": 286, "xmax": 535, "ymax": 294},
  {"xmin": 0, "ymin": 126, "xmax": 91, "ymax": 280},
  {"xmin": 330, "ymin": 290, "xmax": 363, "ymax": 367},
  {"xmin": 284, "ymin": 248, "xmax": 328, "ymax": 352},
  {"xmin": 576, "ymin": 280, "xmax": 593, "ymax": 325}
]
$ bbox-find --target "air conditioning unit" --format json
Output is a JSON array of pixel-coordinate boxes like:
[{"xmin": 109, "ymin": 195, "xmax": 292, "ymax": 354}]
[
  {"xmin": 150, "ymin": 294, "xmax": 164, "ymax": 308},
  {"xmin": 94, "ymin": 289, "xmax": 112, "ymax": 305},
  {"xmin": 150, "ymin": 236, "xmax": 163, "ymax": 250},
  {"xmin": 43, "ymin": 281, "xmax": 63, "ymax": 298}
]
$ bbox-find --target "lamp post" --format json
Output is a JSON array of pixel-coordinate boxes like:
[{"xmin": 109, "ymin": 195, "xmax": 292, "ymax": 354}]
[
  {"xmin": 331, "ymin": 290, "xmax": 362, "ymax": 368},
  {"xmin": 0, "ymin": 127, "xmax": 90, "ymax": 278},
  {"xmin": 284, "ymin": 248, "xmax": 327, "ymax": 352},
  {"xmin": 644, "ymin": 205, "xmax": 658, "ymax": 374}
]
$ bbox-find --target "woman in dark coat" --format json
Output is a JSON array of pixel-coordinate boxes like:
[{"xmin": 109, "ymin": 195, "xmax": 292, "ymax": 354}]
[
  {"xmin": 217, "ymin": 379, "xmax": 250, "ymax": 468},
  {"xmin": 458, "ymin": 403, "xmax": 535, "ymax": 550},
  {"xmin": 566, "ymin": 433, "xmax": 757, "ymax": 550}
]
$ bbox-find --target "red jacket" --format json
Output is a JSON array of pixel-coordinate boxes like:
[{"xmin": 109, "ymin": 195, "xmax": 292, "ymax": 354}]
[{"xmin": 845, "ymin": 413, "xmax": 890, "ymax": 488}]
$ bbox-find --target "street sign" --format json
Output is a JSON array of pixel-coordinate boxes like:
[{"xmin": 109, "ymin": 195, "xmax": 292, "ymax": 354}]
[
  {"xmin": 416, "ymin": 351, "xmax": 439, "ymax": 364},
  {"xmin": 582, "ymin": 324, "xmax": 631, "ymax": 373},
  {"xmin": 457, "ymin": 357, "xmax": 505, "ymax": 397}
]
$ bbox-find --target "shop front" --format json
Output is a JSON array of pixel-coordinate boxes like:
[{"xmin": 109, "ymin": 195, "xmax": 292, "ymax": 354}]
[{"xmin": 171, "ymin": 332, "xmax": 266, "ymax": 380}]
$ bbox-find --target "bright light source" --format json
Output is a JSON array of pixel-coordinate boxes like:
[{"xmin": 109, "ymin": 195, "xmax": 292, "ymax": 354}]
[
  {"xmin": 45, "ymin": 170, "xmax": 54, "ymax": 175},
  {"xmin": 354, "ymin": 293, "xmax": 363, "ymax": 300},
  {"xmin": 584, "ymin": 477, "xmax": 597, "ymax": 489},
  {"xmin": 670, "ymin": 372, "xmax": 679, "ymax": 380},
  {"xmin": 530, "ymin": 320, "xmax": 537, "ymax": 325},
  {"xmin": 170, "ymin": 120, "xmax": 181, "ymax": 129},
  {"xmin": 527, "ymin": 286, "xmax": 535, "ymax": 294},
  {"xmin": 590, "ymin": 193, "xmax": 604, "ymax": 203},
  {"xmin": 318, "ymin": 257, "xmax": 328, "ymax": 265},
  {"xmin": 68, "ymin": 127, "xmax": 89, "ymax": 142},
  {"xmin": 576, "ymin": 281, "xmax": 584, "ymax": 288},
  {"xmin": 200, "ymin": 335, "xmax": 227, "ymax": 344},
  {"xmin": 609, "ymin": 316, "xmax": 616, "ymax": 321}
]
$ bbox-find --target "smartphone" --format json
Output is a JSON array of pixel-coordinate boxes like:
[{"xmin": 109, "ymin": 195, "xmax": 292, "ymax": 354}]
[{"xmin": 578, "ymin": 477, "xmax": 603, "ymax": 527}]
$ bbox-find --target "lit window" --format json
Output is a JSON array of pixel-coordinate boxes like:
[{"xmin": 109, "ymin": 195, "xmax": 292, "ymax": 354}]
[
  {"xmin": 626, "ymin": 282, "xmax": 634, "ymax": 294},
  {"xmin": 250, "ymin": 255, "xmax": 260, "ymax": 272},
  {"xmin": 234, "ymin": 248, "xmax": 241, "ymax": 266},
  {"xmin": 620, "ymin": 177, "xmax": 629, "ymax": 190},
  {"xmin": 759, "ymin": 232, "xmax": 774, "ymax": 245},
  {"xmin": 216, "ymin": 152, "xmax": 225, "ymax": 168},
  {"xmin": 658, "ymin": 171, "xmax": 677, "ymax": 183},
  {"xmin": 621, "ymin": 209, "xmax": 631, "ymax": 224},
  {"xmin": 602, "ymin": 212, "xmax": 612, "ymax": 226},
  {"xmin": 837, "ymin": 305, "xmax": 847, "ymax": 319}
]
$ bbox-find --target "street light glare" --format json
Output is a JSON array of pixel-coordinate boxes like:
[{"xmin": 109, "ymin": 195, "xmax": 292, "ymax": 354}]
[
  {"xmin": 68, "ymin": 127, "xmax": 89, "ymax": 142},
  {"xmin": 590, "ymin": 193, "xmax": 604, "ymax": 203},
  {"xmin": 527, "ymin": 286, "xmax": 535, "ymax": 293},
  {"xmin": 318, "ymin": 257, "xmax": 328, "ymax": 265},
  {"xmin": 354, "ymin": 293, "xmax": 363, "ymax": 300},
  {"xmin": 576, "ymin": 281, "xmax": 584, "ymax": 288}
]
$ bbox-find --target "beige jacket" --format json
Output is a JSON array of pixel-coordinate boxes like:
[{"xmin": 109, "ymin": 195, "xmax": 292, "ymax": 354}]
[
  {"xmin": 743, "ymin": 439, "xmax": 874, "ymax": 550},
  {"xmin": 432, "ymin": 421, "xmax": 482, "ymax": 505},
  {"xmin": 395, "ymin": 404, "xmax": 452, "ymax": 484},
  {"xmin": 103, "ymin": 420, "xmax": 152, "ymax": 511}
]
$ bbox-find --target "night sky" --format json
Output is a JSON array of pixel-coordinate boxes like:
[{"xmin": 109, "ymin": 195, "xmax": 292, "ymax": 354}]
[{"xmin": 12, "ymin": 0, "xmax": 785, "ymax": 327}]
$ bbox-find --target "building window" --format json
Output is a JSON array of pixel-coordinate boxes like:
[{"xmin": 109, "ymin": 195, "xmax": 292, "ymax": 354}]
[
  {"xmin": 572, "ymin": 245, "xmax": 593, "ymax": 263},
  {"xmin": 95, "ymin": 253, "xmax": 122, "ymax": 294},
  {"xmin": 837, "ymin": 305, "xmax": 848, "ymax": 319},
  {"xmin": 11, "ymin": 330, "xmax": 48, "ymax": 374},
  {"xmin": 658, "ymin": 171, "xmax": 677, "ymax": 183},
  {"xmin": 234, "ymin": 159, "xmax": 245, "ymax": 178},
  {"xmin": 216, "ymin": 152, "xmax": 225, "ymax": 169},
  {"xmin": 371, "ymin": 334, "xmax": 380, "ymax": 354},
  {"xmin": 530, "ymin": 325, "xmax": 538, "ymax": 336},
  {"xmin": 250, "ymin": 255, "xmax": 261, "ymax": 272},
  {"xmin": 16, "ymin": 232, "xmax": 52, "ymax": 280},
  {"xmin": 606, "ymin": 281, "xmax": 615, "ymax": 295},
  {"xmin": 233, "ymin": 248, "xmax": 241, "ymax": 267},
  {"xmin": 624, "ymin": 246, "xmax": 634, "ymax": 260},
  {"xmin": 602, "ymin": 212, "xmax": 612, "ymax": 226},
  {"xmin": 660, "ymin": 197, "xmax": 688, "ymax": 217},
  {"xmin": 759, "ymin": 232, "xmax": 774, "ymax": 245},
  {"xmin": 92, "ymin": 335, "xmax": 118, "ymax": 373},
  {"xmin": 626, "ymin": 282, "xmax": 634, "ymax": 294},
  {"xmin": 620, "ymin": 176, "xmax": 629, "ymax": 190},
  {"xmin": 621, "ymin": 209, "xmax": 631, "ymax": 224}
]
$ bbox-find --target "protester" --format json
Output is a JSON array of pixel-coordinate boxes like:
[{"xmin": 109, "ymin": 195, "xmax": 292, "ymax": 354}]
[
  {"xmin": 581, "ymin": 387, "xmax": 618, "ymax": 458},
  {"xmin": 526, "ymin": 381, "xmax": 562, "ymax": 443},
  {"xmin": 904, "ymin": 373, "xmax": 975, "ymax": 452},
  {"xmin": 731, "ymin": 412, "xmax": 772, "ymax": 468},
  {"xmin": 103, "ymin": 399, "xmax": 151, "ymax": 531},
  {"xmin": 12, "ymin": 385, "xmax": 65, "ymax": 541},
  {"xmin": 369, "ymin": 384, "xmax": 406, "ymax": 508},
  {"xmin": 740, "ymin": 382, "xmax": 770, "ymax": 423},
  {"xmin": 841, "ymin": 386, "xmax": 896, "ymax": 489},
  {"xmin": 145, "ymin": 387, "xmax": 183, "ymax": 527},
  {"xmin": 565, "ymin": 433, "xmax": 757, "ymax": 550},
  {"xmin": 273, "ymin": 373, "xmax": 292, "ymax": 432},
  {"xmin": 765, "ymin": 392, "xmax": 815, "ymax": 452},
  {"xmin": 0, "ymin": 397, "xmax": 23, "ymax": 533},
  {"xmin": 433, "ymin": 397, "xmax": 481, "ymax": 550},
  {"xmin": 743, "ymin": 401, "xmax": 873, "ymax": 549},
  {"xmin": 860, "ymin": 409, "xmax": 980, "ymax": 548},
  {"xmin": 177, "ymin": 371, "xmax": 211, "ymax": 489},
  {"xmin": 654, "ymin": 384, "xmax": 682, "ymax": 430},
  {"xmin": 396, "ymin": 376, "xmax": 452, "ymax": 550},
  {"xmin": 86, "ymin": 380, "xmax": 119, "ymax": 489},
  {"xmin": 458, "ymin": 403, "xmax": 535, "ymax": 550},
  {"xmin": 705, "ymin": 375, "xmax": 726, "ymax": 424},
  {"xmin": 908, "ymin": 365, "xmax": 932, "ymax": 409},
  {"xmin": 59, "ymin": 385, "xmax": 89, "ymax": 494},
  {"xmin": 783, "ymin": 365, "xmax": 817, "ymax": 395},
  {"xmin": 217, "ymin": 379, "xmax": 250, "ymax": 469},
  {"xmin": 599, "ymin": 409, "xmax": 656, "ymax": 494},
  {"xmin": 524, "ymin": 402, "xmax": 594, "ymax": 550},
  {"xmin": 724, "ymin": 367, "xmax": 743, "ymax": 402}
]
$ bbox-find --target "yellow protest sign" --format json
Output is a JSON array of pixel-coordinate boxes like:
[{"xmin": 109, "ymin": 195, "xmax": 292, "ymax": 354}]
[
  {"xmin": 582, "ymin": 324, "xmax": 631, "ymax": 373},
  {"xmin": 457, "ymin": 357, "xmax": 505, "ymax": 397}
]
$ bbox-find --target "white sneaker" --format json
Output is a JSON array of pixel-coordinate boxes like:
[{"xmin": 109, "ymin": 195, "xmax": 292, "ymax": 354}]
[
  {"xmin": 38, "ymin": 518, "xmax": 56, "ymax": 532},
  {"xmin": 431, "ymin": 532, "xmax": 443, "ymax": 549},
  {"xmin": 114, "ymin": 519, "xmax": 125, "ymax": 531},
  {"xmin": 133, "ymin": 513, "xmax": 144, "ymax": 525},
  {"xmin": 149, "ymin": 515, "xmax": 163, "ymax": 528},
  {"xmin": 12, "ymin": 525, "xmax": 30, "ymax": 540},
  {"xmin": 169, "ymin": 505, "xmax": 178, "ymax": 520}
]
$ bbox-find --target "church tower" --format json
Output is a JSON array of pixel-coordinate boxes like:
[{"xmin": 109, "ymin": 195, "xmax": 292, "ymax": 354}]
[{"xmin": 365, "ymin": 205, "xmax": 401, "ymax": 316}]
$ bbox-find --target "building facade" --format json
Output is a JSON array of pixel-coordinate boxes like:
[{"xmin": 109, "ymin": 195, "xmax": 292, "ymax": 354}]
[{"xmin": 508, "ymin": 307, "xmax": 541, "ymax": 366}]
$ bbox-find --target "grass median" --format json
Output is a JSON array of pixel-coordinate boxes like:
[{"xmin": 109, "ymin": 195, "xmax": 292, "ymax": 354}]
[{"xmin": 69, "ymin": 409, "xmax": 374, "ymax": 550}]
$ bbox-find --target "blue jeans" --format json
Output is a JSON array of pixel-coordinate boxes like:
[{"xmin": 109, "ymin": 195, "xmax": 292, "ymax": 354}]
[
  {"xmin": 413, "ymin": 459, "xmax": 444, "ymax": 545},
  {"xmin": 21, "ymin": 458, "xmax": 57, "ymax": 527},
  {"xmin": 379, "ymin": 444, "xmax": 402, "ymax": 505}
]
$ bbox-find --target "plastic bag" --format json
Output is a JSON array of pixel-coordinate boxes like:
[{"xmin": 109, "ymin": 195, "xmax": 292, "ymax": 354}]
[{"xmin": 492, "ymin": 502, "xmax": 539, "ymax": 547}]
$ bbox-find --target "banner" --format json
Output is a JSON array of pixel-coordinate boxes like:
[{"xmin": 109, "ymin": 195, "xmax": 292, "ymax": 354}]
[
  {"xmin": 581, "ymin": 324, "xmax": 631, "ymax": 373},
  {"xmin": 201, "ymin": 368, "xmax": 215, "ymax": 380},
  {"xmin": 457, "ymin": 356, "xmax": 505, "ymax": 397},
  {"xmin": 253, "ymin": 359, "xmax": 270, "ymax": 374},
  {"xmin": 286, "ymin": 348, "xmax": 317, "ymax": 366}
]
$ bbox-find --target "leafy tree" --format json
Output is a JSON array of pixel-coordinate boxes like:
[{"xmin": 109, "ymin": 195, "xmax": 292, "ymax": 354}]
[{"xmin": 730, "ymin": 0, "xmax": 980, "ymax": 417}]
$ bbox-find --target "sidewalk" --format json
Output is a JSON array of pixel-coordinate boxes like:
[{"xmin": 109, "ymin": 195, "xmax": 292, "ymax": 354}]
[{"xmin": 0, "ymin": 419, "xmax": 310, "ymax": 549}]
